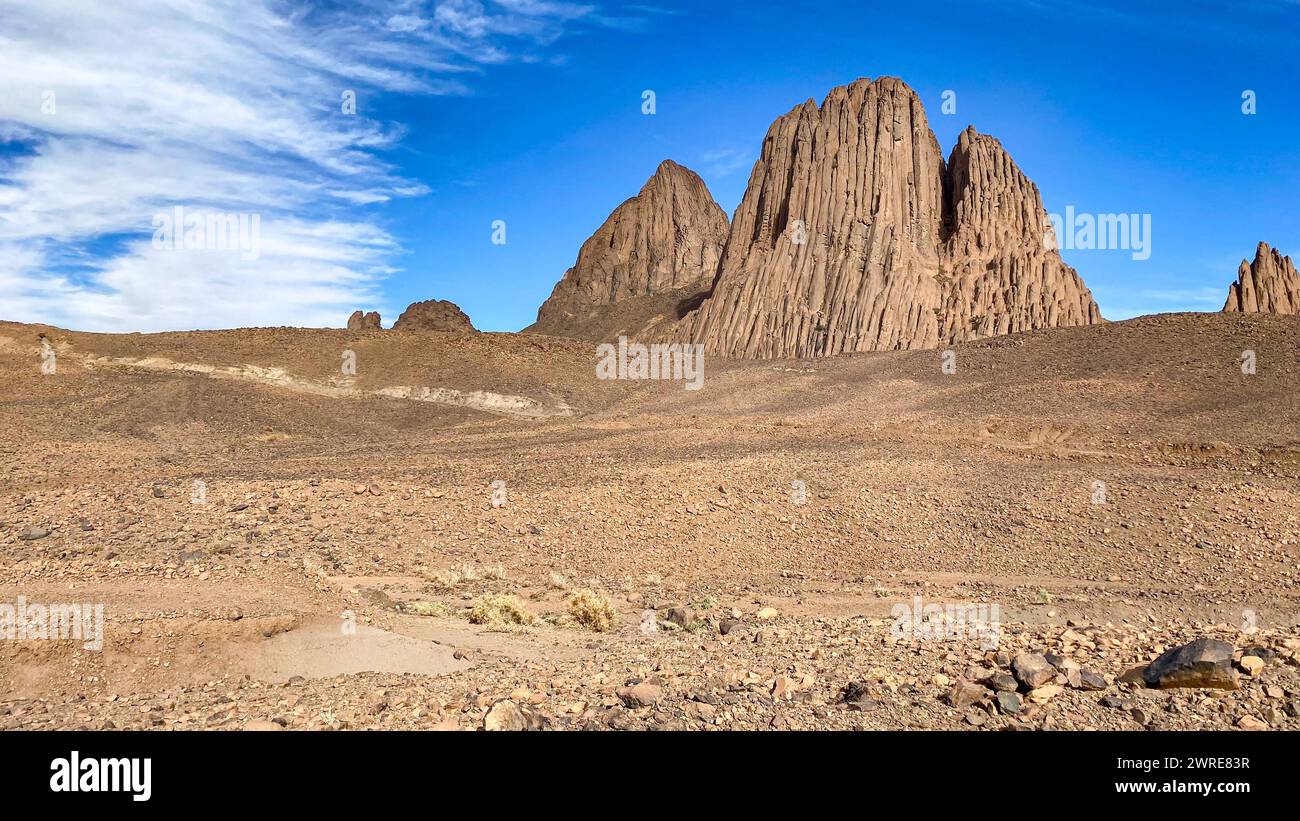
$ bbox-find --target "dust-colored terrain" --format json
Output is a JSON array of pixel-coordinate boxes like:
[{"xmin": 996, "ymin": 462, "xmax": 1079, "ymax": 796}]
[{"xmin": 2, "ymin": 313, "xmax": 1299, "ymax": 730}]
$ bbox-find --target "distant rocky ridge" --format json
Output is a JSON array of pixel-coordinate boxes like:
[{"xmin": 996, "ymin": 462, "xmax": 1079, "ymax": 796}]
[
  {"xmin": 531, "ymin": 77, "xmax": 1104, "ymax": 358},
  {"xmin": 526, "ymin": 160, "xmax": 729, "ymax": 341},
  {"xmin": 346, "ymin": 300, "xmax": 476, "ymax": 333},
  {"xmin": 1223, "ymin": 243, "xmax": 1300, "ymax": 314}
]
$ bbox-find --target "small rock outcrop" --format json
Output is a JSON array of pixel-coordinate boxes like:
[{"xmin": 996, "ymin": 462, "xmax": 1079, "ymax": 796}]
[
  {"xmin": 392, "ymin": 300, "xmax": 476, "ymax": 333},
  {"xmin": 346, "ymin": 310, "xmax": 381, "ymax": 331},
  {"xmin": 1222, "ymin": 242, "xmax": 1300, "ymax": 314},
  {"xmin": 527, "ymin": 160, "xmax": 729, "ymax": 341}
]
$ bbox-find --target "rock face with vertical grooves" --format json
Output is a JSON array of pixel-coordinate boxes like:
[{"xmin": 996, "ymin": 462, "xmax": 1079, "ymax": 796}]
[
  {"xmin": 1223, "ymin": 243, "xmax": 1300, "ymax": 314},
  {"xmin": 687, "ymin": 78, "xmax": 947, "ymax": 358},
  {"xmin": 527, "ymin": 160, "xmax": 729, "ymax": 341},
  {"xmin": 677, "ymin": 77, "xmax": 1102, "ymax": 358},
  {"xmin": 938, "ymin": 126, "xmax": 1102, "ymax": 343}
]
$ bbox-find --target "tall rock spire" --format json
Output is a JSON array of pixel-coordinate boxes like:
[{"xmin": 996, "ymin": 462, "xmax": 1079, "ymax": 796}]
[{"xmin": 1223, "ymin": 242, "xmax": 1300, "ymax": 313}]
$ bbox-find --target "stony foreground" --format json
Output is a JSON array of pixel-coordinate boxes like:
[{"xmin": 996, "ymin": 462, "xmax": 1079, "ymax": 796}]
[{"xmin": 2, "ymin": 313, "xmax": 1299, "ymax": 730}]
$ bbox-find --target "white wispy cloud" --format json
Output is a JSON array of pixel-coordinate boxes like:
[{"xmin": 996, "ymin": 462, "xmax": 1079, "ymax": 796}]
[{"xmin": 0, "ymin": 0, "xmax": 629, "ymax": 332}]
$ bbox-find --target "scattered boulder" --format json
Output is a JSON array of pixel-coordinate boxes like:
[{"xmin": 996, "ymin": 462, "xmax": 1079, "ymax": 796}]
[
  {"xmin": 995, "ymin": 691, "xmax": 1023, "ymax": 715},
  {"xmin": 1076, "ymin": 668, "xmax": 1109, "ymax": 691},
  {"xmin": 1239, "ymin": 655, "xmax": 1265, "ymax": 678},
  {"xmin": 346, "ymin": 310, "xmax": 381, "ymax": 331},
  {"xmin": 1142, "ymin": 638, "xmax": 1238, "ymax": 690},
  {"xmin": 18, "ymin": 526, "xmax": 50, "ymax": 541}
]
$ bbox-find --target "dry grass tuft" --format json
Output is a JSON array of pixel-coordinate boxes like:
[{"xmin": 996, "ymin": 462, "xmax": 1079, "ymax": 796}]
[
  {"xmin": 469, "ymin": 594, "xmax": 535, "ymax": 627},
  {"xmin": 566, "ymin": 588, "xmax": 618, "ymax": 632}
]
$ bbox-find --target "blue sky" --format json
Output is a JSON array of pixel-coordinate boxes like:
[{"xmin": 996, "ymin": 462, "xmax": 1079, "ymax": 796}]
[{"xmin": 1, "ymin": 0, "xmax": 1297, "ymax": 332}]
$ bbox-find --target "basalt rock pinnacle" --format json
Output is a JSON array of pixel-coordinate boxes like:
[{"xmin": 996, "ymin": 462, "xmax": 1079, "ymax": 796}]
[
  {"xmin": 527, "ymin": 160, "xmax": 729, "ymax": 341},
  {"xmin": 679, "ymin": 77, "xmax": 1102, "ymax": 358},
  {"xmin": 1223, "ymin": 242, "xmax": 1300, "ymax": 314}
]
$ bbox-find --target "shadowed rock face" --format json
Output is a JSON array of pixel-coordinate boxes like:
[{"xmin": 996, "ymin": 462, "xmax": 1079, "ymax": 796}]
[
  {"xmin": 527, "ymin": 160, "xmax": 729, "ymax": 341},
  {"xmin": 1223, "ymin": 243, "xmax": 1300, "ymax": 314},
  {"xmin": 679, "ymin": 77, "xmax": 1103, "ymax": 359},
  {"xmin": 393, "ymin": 300, "xmax": 476, "ymax": 332},
  {"xmin": 347, "ymin": 310, "xmax": 381, "ymax": 331}
]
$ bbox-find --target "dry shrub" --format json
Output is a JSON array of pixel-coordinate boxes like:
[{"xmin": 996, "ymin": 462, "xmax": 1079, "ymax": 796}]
[
  {"xmin": 566, "ymin": 588, "xmax": 617, "ymax": 632},
  {"xmin": 547, "ymin": 571, "xmax": 571, "ymax": 591},
  {"xmin": 469, "ymin": 594, "xmax": 534, "ymax": 627}
]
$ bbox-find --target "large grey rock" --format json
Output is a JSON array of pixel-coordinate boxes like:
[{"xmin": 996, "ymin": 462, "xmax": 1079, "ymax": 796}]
[{"xmin": 1142, "ymin": 638, "xmax": 1238, "ymax": 690}]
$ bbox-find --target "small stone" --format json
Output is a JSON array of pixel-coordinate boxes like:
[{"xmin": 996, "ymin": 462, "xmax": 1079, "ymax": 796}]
[
  {"xmin": 242, "ymin": 720, "xmax": 283, "ymax": 731},
  {"xmin": 1236, "ymin": 715, "xmax": 1267, "ymax": 731},
  {"xmin": 983, "ymin": 672, "xmax": 1019, "ymax": 692},
  {"xmin": 995, "ymin": 691, "xmax": 1022, "ymax": 715},
  {"xmin": 617, "ymin": 683, "xmax": 663, "ymax": 709},
  {"xmin": 483, "ymin": 700, "xmax": 528, "ymax": 731},
  {"xmin": 931, "ymin": 673, "xmax": 951, "ymax": 687},
  {"xmin": 965, "ymin": 709, "xmax": 987, "ymax": 726},
  {"xmin": 664, "ymin": 606, "xmax": 693, "ymax": 629},
  {"xmin": 152, "ymin": 487, "xmax": 165, "ymax": 498},
  {"xmin": 1012, "ymin": 653, "xmax": 1056, "ymax": 688},
  {"xmin": 1028, "ymin": 684, "xmax": 1063, "ymax": 704},
  {"xmin": 18, "ymin": 526, "xmax": 50, "ymax": 541},
  {"xmin": 756, "ymin": 606, "xmax": 779, "ymax": 620},
  {"xmin": 719, "ymin": 618, "xmax": 740, "ymax": 635},
  {"xmin": 946, "ymin": 680, "xmax": 987, "ymax": 708},
  {"xmin": 1076, "ymin": 668, "xmax": 1108, "ymax": 691},
  {"xmin": 1239, "ymin": 655, "xmax": 1265, "ymax": 678}
]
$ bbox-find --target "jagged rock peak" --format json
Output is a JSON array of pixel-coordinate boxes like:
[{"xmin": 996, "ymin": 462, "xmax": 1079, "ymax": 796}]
[
  {"xmin": 392, "ymin": 300, "xmax": 477, "ymax": 332},
  {"xmin": 529, "ymin": 159, "xmax": 729, "ymax": 338},
  {"xmin": 937, "ymin": 126, "xmax": 1103, "ymax": 343},
  {"xmin": 1223, "ymin": 242, "xmax": 1300, "ymax": 314},
  {"xmin": 347, "ymin": 310, "xmax": 381, "ymax": 331},
  {"xmin": 685, "ymin": 77, "xmax": 947, "ymax": 358}
]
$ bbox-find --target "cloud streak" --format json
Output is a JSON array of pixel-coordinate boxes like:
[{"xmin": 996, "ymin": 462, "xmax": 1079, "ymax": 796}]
[{"xmin": 0, "ymin": 0, "xmax": 622, "ymax": 332}]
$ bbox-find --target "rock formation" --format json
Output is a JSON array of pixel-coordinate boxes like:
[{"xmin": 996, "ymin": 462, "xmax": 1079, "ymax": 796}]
[
  {"xmin": 527, "ymin": 160, "xmax": 729, "ymax": 341},
  {"xmin": 1222, "ymin": 242, "xmax": 1300, "ymax": 314},
  {"xmin": 938, "ymin": 126, "xmax": 1102, "ymax": 342},
  {"xmin": 393, "ymin": 300, "xmax": 476, "ymax": 332},
  {"xmin": 677, "ymin": 77, "xmax": 1102, "ymax": 358},
  {"xmin": 347, "ymin": 310, "xmax": 382, "ymax": 331}
]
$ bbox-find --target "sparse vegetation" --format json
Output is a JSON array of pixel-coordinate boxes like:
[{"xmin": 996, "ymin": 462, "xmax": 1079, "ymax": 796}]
[
  {"xmin": 547, "ymin": 571, "xmax": 571, "ymax": 590},
  {"xmin": 566, "ymin": 588, "xmax": 618, "ymax": 632},
  {"xmin": 469, "ymin": 594, "xmax": 534, "ymax": 627},
  {"xmin": 408, "ymin": 601, "xmax": 448, "ymax": 617}
]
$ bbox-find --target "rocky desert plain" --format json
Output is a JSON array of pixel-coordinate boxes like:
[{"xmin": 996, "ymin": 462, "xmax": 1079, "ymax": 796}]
[{"xmin": 4, "ymin": 78, "xmax": 1300, "ymax": 732}]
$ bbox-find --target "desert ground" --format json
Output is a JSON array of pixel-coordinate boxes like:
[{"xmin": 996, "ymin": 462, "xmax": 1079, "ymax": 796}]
[{"xmin": 2, "ymin": 313, "xmax": 1299, "ymax": 730}]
